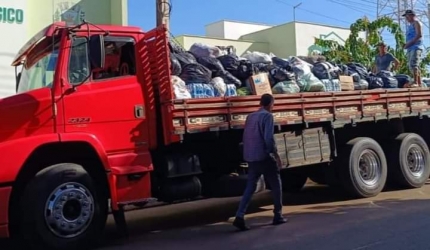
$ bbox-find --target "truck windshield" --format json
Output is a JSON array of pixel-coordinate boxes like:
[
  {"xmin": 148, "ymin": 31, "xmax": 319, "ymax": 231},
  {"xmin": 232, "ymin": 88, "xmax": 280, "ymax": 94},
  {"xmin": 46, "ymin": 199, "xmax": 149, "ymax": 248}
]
[{"xmin": 17, "ymin": 38, "xmax": 60, "ymax": 94}]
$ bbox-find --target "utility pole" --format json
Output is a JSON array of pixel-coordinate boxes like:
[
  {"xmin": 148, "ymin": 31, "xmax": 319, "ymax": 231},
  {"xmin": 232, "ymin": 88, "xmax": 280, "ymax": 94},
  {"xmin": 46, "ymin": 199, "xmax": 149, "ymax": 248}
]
[
  {"xmin": 397, "ymin": 0, "xmax": 401, "ymax": 25},
  {"xmin": 156, "ymin": 0, "xmax": 170, "ymax": 32},
  {"xmin": 293, "ymin": 3, "xmax": 302, "ymax": 22}
]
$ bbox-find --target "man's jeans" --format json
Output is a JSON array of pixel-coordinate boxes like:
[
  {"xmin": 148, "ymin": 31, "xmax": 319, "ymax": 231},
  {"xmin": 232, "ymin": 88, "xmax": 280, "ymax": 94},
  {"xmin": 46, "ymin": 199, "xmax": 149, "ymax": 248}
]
[{"xmin": 235, "ymin": 159, "xmax": 283, "ymax": 219}]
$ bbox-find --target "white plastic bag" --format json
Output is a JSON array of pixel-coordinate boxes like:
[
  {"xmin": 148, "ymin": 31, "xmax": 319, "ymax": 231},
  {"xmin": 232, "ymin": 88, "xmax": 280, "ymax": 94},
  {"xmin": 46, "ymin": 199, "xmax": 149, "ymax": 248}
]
[
  {"xmin": 189, "ymin": 43, "xmax": 222, "ymax": 59},
  {"xmin": 210, "ymin": 77, "xmax": 227, "ymax": 97},
  {"xmin": 242, "ymin": 51, "xmax": 272, "ymax": 64},
  {"xmin": 171, "ymin": 75, "xmax": 192, "ymax": 99}
]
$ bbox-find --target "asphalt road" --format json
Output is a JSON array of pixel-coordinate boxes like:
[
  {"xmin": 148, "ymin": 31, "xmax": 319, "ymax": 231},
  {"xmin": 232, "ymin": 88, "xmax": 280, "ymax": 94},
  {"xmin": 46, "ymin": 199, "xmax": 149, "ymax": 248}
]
[{"xmin": 2, "ymin": 182, "xmax": 430, "ymax": 250}]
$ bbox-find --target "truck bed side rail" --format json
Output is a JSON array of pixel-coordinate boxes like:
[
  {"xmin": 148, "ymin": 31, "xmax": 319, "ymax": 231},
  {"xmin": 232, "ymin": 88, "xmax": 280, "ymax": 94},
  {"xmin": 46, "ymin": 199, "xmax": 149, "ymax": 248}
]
[{"xmin": 170, "ymin": 88, "xmax": 430, "ymax": 133}]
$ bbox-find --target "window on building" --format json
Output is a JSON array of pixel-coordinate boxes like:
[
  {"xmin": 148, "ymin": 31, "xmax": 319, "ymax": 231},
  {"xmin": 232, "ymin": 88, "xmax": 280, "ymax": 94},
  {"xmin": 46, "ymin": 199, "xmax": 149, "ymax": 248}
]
[{"xmin": 17, "ymin": 40, "xmax": 60, "ymax": 93}]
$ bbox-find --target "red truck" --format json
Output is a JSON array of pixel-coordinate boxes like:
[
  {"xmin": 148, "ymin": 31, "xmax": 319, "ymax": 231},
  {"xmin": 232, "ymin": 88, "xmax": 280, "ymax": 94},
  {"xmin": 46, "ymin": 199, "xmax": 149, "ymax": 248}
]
[{"xmin": 0, "ymin": 21, "xmax": 430, "ymax": 249}]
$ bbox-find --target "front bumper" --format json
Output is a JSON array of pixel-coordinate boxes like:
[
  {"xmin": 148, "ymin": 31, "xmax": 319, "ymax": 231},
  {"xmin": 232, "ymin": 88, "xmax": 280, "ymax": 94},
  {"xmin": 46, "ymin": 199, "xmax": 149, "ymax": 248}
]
[{"xmin": 0, "ymin": 186, "xmax": 11, "ymax": 238}]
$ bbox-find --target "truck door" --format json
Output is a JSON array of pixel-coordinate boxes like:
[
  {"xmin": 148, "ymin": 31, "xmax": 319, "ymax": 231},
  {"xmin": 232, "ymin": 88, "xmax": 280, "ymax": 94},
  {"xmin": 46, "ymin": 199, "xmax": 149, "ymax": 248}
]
[{"xmin": 61, "ymin": 35, "xmax": 151, "ymax": 171}]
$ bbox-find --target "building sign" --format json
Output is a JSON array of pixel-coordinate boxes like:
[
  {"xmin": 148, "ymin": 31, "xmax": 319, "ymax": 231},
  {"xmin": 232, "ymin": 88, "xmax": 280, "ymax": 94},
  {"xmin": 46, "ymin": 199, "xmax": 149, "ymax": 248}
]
[
  {"xmin": 307, "ymin": 32, "xmax": 346, "ymax": 56},
  {"xmin": 53, "ymin": 1, "xmax": 85, "ymax": 26},
  {"xmin": 0, "ymin": 7, "xmax": 24, "ymax": 24}
]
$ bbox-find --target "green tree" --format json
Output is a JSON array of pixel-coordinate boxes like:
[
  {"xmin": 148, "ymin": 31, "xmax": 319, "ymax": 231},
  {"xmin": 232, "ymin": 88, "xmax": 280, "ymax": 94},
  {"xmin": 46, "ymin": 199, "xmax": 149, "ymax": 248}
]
[{"xmin": 314, "ymin": 16, "xmax": 430, "ymax": 75}]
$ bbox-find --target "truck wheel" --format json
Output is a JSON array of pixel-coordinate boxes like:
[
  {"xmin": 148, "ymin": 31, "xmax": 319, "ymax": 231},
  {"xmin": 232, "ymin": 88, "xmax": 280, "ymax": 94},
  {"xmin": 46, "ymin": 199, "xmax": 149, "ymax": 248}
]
[
  {"xmin": 19, "ymin": 163, "xmax": 108, "ymax": 250},
  {"xmin": 339, "ymin": 137, "xmax": 387, "ymax": 198},
  {"xmin": 387, "ymin": 133, "xmax": 430, "ymax": 188},
  {"xmin": 280, "ymin": 170, "xmax": 307, "ymax": 192}
]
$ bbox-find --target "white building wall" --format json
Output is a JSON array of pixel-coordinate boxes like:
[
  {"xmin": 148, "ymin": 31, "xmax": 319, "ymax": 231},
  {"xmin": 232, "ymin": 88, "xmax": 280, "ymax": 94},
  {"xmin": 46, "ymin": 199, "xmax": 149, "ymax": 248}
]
[
  {"xmin": 0, "ymin": 0, "xmax": 27, "ymax": 97},
  {"xmin": 205, "ymin": 21, "xmax": 225, "ymax": 39},
  {"xmin": 205, "ymin": 20, "xmax": 272, "ymax": 40},
  {"xmin": 294, "ymin": 22, "xmax": 366, "ymax": 56}
]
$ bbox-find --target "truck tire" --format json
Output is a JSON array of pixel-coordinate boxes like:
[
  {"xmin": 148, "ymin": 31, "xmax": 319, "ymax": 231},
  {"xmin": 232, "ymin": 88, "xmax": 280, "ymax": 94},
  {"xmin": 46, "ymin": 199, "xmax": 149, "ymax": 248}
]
[
  {"xmin": 19, "ymin": 163, "xmax": 108, "ymax": 250},
  {"xmin": 280, "ymin": 170, "xmax": 307, "ymax": 193},
  {"xmin": 386, "ymin": 133, "xmax": 430, "ymax": 188},
  {"xmin": 339, "ymin": 137, "xmax": 387, "ymax": 198}
]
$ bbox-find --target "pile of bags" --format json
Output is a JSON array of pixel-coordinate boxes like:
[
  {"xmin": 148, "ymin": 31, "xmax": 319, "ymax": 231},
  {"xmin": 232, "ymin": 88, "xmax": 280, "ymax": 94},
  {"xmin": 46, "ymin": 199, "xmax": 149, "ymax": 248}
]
[
  {"xmin": 169, "ymin": 41, "xmax": 415, "ymax": 100},
  {"xmin": 170, "ymin": 42, "xmax": 245, "ymax": 99},
  {"xmin": 306, "ymin": 60, "xmax": 417, "ymax": 91},
  {"xmin": 169, "ymin": 42, "xmax": 332, "ymax": 99}
]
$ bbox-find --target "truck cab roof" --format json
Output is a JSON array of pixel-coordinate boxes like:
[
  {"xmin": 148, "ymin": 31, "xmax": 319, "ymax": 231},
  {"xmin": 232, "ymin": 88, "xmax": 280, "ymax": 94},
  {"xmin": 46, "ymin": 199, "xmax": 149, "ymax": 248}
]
[{"xmin": 12, "ymin": 21, "xmax": 143, "ymax": 66}]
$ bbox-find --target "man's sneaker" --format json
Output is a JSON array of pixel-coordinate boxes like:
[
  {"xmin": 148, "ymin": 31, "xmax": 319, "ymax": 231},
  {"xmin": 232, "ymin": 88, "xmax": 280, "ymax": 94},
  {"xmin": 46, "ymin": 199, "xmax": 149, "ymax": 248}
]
[
  {"xmin": 233, "ymin": 217, "xmax": 250, "ymax": 231},
  {"xmin": 272, "ymin": 216, "xmax": 288, "ymax": 225}
]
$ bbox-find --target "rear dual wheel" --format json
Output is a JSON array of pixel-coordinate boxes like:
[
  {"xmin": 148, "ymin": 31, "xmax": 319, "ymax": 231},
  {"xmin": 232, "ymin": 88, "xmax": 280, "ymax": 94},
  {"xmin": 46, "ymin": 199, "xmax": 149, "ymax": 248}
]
[
  {"xmin": 337, "ymin": 137, "xmax": 387, "ymax": 198},
  {"xmin": 386, "ymin": 133, "xmax": 430, "ymax": 188}
]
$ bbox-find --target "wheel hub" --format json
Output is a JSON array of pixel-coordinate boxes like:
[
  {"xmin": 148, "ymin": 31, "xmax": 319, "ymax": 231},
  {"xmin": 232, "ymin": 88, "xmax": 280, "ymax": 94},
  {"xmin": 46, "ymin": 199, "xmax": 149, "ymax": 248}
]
[
  {"xmin": 358, "ymin": 149, "xmax": 381, "ymax": 187},
  {"xmin": 45, "ymin": 182, "xmax": 94, "ymax": 238},
  {"xmin": 406, "ymin": 144, "xmax": 425, "ymax": 177}
]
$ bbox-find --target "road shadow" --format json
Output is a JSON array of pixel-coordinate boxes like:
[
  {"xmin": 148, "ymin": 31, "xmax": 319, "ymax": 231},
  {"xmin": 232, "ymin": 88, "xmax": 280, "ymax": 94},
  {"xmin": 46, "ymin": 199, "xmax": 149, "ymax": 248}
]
[
  {"xmin": 98, "ymin": 198, "xmax": 430, "ymax": 250},
  {"xmin": 1, "ymin": 183, "xmax": 429, "ymax": 250}
]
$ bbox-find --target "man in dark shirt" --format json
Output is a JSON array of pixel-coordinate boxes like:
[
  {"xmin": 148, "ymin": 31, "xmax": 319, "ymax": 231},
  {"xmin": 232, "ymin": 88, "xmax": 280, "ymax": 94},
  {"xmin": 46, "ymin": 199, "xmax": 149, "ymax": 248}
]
[
  {"xmin": 233, "ymin": 94, "xmax": 286, "ymax": 231},
  {"xmin": 373, "ymin": 42, "xmax": 400, "ymax": 73}
]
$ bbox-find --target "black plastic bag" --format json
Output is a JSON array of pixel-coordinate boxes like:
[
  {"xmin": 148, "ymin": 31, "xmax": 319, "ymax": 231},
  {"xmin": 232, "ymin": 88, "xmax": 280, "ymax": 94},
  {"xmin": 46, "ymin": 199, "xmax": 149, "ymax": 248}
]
[
  {"xmin": 312, "ymin": 62, "xmax": 340, "ymax": 80},
  {"xmin": 179, "ymin": 63, "xmax": 212, "ymax": 84},
  {"xmin": 170, "ymin": 54, "xmax": 182, "ymax": 76},
  {"xmin": 376, "ymin": 70, "xmax": 398, "ymax": 88},
  {"xmin": 269, "ymin": 66, "xmax": 295, "ymax": 82},
  {"xmin": 197, "ymin": 56, "xmax": 226, "ymax": 77},
  {"xmin": 347, "ymin": 62, "xmax": 368, "ymax": 80},
  {"xmin": 234, "ymin": 60, "xmax": 254, "ymax": 81},
  {"xmin": 394, "ymin": 74, "xmax": 412, "ymax": 88},
  {"xmin": 335, "ymin": 63, "xmax": 349, "ymax": 75},
  {"xmin": 169, "ymin": 41, "xmax": 185, "ymax": 54},
  {"xmin": 253, "ymin": 63, "xmax": 270, "ymax": 74},
  {"xmin": 366, "ymin": 76, "xmax": 384, "ymax": 89},
  {"xmin": 348, "ymin": 71, "xmax": 361, "ymax": 83},
  {"xmin": 272, "ymin": 57, "xmax": 292, "ymax": 70},
  {"xmin": 218, "ymin": 54, "xmax": 240, "ymax": 72},
  {"xmin": 175, "ymin": 52, "xmax": 197, "ymax": 67},
  {"xmin": 222, "ymin": 71, "xmax": 242, "ymax": 87}
]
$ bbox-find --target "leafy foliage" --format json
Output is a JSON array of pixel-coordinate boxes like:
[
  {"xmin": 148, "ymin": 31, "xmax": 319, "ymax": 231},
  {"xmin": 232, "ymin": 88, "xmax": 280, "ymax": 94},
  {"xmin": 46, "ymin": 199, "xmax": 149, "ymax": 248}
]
[{"xmin": 314, "ymin": 17, "xmax": 430, "ymax": 75}]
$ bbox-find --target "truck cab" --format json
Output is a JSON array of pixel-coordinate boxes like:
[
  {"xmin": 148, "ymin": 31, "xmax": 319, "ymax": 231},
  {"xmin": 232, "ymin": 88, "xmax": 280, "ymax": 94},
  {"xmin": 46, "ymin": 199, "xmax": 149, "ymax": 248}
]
[{"xmin": 0, "ymin": 22, "xmax": 158, "ymax": 249}]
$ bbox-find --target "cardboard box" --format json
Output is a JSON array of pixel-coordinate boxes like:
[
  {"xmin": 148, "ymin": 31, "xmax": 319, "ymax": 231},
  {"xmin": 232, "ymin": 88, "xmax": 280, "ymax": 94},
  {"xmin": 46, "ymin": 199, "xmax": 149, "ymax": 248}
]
[
  {"xmin": 249, "ymin": 73, "xmax": 272, "ymax": 95},
  {"xmin": 339, "ymin": 75, "xmax": 354, "ymax": 91}
]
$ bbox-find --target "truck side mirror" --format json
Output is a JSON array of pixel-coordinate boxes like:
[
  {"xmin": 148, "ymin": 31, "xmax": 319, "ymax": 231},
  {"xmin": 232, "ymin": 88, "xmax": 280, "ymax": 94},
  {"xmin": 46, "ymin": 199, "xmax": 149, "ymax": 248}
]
[
  {"xmin": 89, "ymin": 34, "xmax": 105, "ymax": 69},
  {"xmin": 15, "ymin": 72, "xmax": 21, "ymax": 92}
]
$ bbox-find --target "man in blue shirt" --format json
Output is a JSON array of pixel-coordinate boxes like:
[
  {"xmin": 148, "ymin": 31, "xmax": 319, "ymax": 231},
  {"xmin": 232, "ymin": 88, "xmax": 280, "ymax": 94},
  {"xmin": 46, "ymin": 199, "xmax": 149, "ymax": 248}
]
[
  {"xmin": 403, "ymin": 10, "xmax": 424, "ymax": 86},
  {"xmin": 373, "ymin": 42, "xmax": 400, "ymax": 73},
  {"xmin": 233, "ymin": 94, "xmax": 286, "ymax": 231}
]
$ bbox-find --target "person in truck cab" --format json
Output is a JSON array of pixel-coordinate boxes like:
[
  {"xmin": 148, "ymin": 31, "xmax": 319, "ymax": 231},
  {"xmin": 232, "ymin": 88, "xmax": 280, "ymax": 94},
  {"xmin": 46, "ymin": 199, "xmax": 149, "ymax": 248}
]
[
  {"xmin": 373, "ymin": 42, "xmax": 400, "ymax": 73},
  {"xmin": 93, "ymin": 41, "xmax": 121, "ymax": 79},
  {"xmin": 233, "ymin": 94, "xmax": 287, "ymax": 231}
]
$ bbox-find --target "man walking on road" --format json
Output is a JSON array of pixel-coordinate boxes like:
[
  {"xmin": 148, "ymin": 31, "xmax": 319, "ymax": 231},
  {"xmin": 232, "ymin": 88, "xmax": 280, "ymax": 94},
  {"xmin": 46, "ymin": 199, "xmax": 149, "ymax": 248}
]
[
  {"xmin": 233, "ymin": 94, "xmax": 286, "ymax": 231},
  {"xmin": 403, "ymin": 9, "xmax": 424, "ymax": 86}
]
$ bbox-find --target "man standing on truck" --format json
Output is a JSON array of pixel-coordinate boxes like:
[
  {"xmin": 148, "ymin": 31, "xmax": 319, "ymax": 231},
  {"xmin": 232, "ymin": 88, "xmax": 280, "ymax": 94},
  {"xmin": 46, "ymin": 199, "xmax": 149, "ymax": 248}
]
[
  {"xmin": 233, "ymin": 94, "xmax": 286, "ymax": 231},
  {"xmin": 373, "ymin": 42, "xmax": 400, "ymax": 73},
  {"xmin": 403, "ymin": 9, "xmax": 424, "ymax": 86}
]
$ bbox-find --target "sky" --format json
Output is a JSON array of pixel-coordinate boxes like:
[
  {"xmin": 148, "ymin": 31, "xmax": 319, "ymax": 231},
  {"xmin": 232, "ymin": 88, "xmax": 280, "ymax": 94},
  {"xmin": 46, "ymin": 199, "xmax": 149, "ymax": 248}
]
[{"xmin": 127, "ymin": 0, "xmax": 428, "ymax": 46}]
